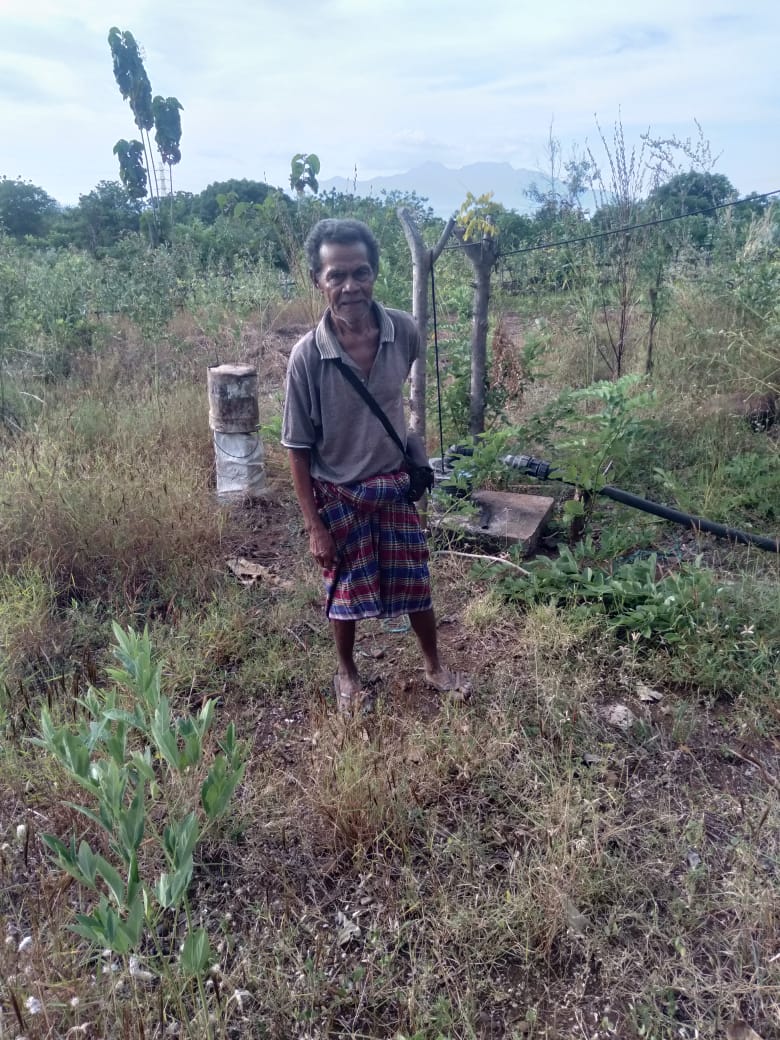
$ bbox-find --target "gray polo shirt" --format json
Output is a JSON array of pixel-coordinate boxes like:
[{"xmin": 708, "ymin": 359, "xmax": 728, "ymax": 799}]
[{"xmin": 281, "ymin": 303, "xmax": 420, "ymax": 485}]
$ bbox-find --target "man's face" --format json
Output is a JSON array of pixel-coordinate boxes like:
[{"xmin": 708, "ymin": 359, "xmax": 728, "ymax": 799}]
[{"xmin": 313, "ymin": 240, "xmax": 376, "ymax": 324}]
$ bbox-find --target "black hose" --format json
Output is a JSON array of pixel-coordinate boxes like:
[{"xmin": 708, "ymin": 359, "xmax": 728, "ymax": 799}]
[
  {"xmin": 502, "ymin": 454, "xmax": 779, "ymax": 554},
  {"xmin": 600, "ymin": 485, "xmax": 779, "ymax": 553}
]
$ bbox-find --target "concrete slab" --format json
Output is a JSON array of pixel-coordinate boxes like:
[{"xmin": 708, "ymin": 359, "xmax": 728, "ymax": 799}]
[{"xmin": 433, "ymin": 490, "xmax": 555, "ymax": 556}]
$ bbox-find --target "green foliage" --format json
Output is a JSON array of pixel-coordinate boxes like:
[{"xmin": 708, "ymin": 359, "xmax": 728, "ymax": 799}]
[
  {"xmin": 0, "ymin": 176, "xmax": 58, "ymax": 238},
  {"xmin": 54, "ymin": 180, "xmax": 142, "ymax": 253},
  {"xmin": 180, "ymin": 927, "xmax": 214, "ymax": 978},
  {"xmin": 152, "ymin": 96, "xmax": 184, "ymax": 166},
  {"xmin": 646, "ymin": 170, "xmax": 738, "ymax": 249},
  {"xmin": 35, "ymin": 622, "xmax": 246, "ymax": 966},
  {"xmin": 497, "ymin": 546, "xmax": 779, "ymax": 696},
  {"xmin": 528, "ymin": 374, "xmax": 655, "ymax": 533},
  {"xmin": 432, "ymin": 326, "xmax": 509, "ymax": 441},
  {"xmin": 503, "ymin": 547, "xmax": 710, "ymax": 640},
  {"xmin": 456, "ymin": 191, "xmax": 500, "ymax": 242},
  {"xmin": 290, "ymin": 152, "xmax": 321, "ymax": 196},
  {"xmin": 718, "ymin": 452, "xmax": 779, "ymax": 522},
  {"xmin": 730, "ymin": 239, "xmax": 780, "ymax": 327},
  {"xmin": 194, "ymin": 178, "xmax": 277, "ymax": 224},
  {"xmin": 108, "ymin": 27, "xmax": 154, "ymax": 132},
  {"xmin": 112, "ymin": 139, "xmax": 148, "ymax": 199}
]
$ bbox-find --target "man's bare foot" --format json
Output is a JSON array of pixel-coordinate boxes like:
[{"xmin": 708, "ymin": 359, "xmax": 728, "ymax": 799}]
[
  {"xmin": 334, "ymin": 673, "xmax": 374, "ymax": 716},
  {"xmin": 424, "ymin": 667, "xmax": 473, "ymax": 703}
]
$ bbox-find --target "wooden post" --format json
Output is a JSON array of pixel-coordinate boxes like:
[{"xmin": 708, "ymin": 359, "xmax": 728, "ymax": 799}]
[
  {"xmin": 454, "ymin": 228, "xmax": 500, "ymax": 436},
  {"xmin": 396, "ymin": 208, "xmax": 456, "ymax": 444}
]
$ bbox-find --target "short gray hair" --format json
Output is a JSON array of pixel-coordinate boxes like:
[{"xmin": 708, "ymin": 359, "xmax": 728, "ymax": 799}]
[{"xmin": 304, "ymin": 219, "xmax": 380, "ymax": 278}]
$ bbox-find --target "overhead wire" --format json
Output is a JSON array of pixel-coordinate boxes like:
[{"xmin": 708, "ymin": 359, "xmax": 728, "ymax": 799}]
[
  {"xmin": 424, "ymin": 186, "xmax": 779, "ymax": 486},
  {"xmin": 440, "ymin": 187, "xmax": 780, "ymax": 259}
]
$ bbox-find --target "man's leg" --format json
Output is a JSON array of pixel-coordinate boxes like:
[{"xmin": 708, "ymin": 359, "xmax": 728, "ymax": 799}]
[
  {"xmin": 408, "ymin": 607, "xmax": 440, "ymax": 676},
  {"xmin": 331, "ymin": 619, "xmax": 362, "ymax": 695},
  {"xmin": 409, "ymin": 607, "xmax": 472, "ymax": 698}
]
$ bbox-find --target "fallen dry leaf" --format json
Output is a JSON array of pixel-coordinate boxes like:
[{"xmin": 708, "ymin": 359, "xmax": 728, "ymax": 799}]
[
  {"xmin": 226, "ymin": 557, "xmax": 294, "ymax": 590},
  {"xmin": 335, "ymin": 910, "xmax": 361, "ymax": 946},
  {"xmin": 564, "ymin": 897, "xmax": 589, "ymax": 936},
  {"xmin": 637, "ymin": 682, "xmax": 663, "ymax": 702},
  {"xmin": 602, "ymin": 704, "xmax": 637, "ymax": 732}
]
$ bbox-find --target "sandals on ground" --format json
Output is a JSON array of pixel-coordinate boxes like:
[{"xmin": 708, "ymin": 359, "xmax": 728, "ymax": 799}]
[
  {"xmin": 333, "ymin": 674, "xmax": 375, "ymax": 717},
  {"xmin": 424, "ymin": 669, "xmax": 473, "ymax": 703}
]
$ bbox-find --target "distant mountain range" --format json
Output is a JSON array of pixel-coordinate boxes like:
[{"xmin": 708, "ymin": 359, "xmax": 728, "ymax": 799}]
[{"xmin": 319, "ymin": 161, "xmax": 568, "ymax": 218}]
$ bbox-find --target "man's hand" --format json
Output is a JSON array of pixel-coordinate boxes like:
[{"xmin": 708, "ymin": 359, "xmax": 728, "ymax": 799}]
[
  {"xmin": 288, "ymin": 448, "xmax": 338, "ymax": 568},
  {"xmin": 309, "ymin": 522, "xmax": 337, "ymax": 570}
]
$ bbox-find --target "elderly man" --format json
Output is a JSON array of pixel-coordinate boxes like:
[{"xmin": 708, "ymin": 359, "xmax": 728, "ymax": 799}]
[{"xmin": 282, "ymin": 218, "xmax": 470, "ymax": 714}]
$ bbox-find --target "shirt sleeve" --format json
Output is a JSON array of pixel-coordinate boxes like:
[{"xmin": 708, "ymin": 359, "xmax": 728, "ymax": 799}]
[{"xmin": 281, "ymin": 344, "xmax": 319, "ymax": 449}]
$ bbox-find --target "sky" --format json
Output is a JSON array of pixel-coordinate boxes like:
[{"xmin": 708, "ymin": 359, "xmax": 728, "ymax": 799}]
[{"xmin": 1, "ymin": 0, "xmax": 778, "ymax": 208}]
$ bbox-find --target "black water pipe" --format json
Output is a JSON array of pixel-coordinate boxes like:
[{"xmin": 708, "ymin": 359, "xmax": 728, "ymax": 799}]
[{"xmin": 501, "ymin": 453, "xmax": 780, "ymax": 554}]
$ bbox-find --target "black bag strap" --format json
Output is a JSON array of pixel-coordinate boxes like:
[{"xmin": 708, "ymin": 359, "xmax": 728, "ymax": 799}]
[{"xmin": 331, "ymin": 358, "xmax": 407, "ymax": 456}]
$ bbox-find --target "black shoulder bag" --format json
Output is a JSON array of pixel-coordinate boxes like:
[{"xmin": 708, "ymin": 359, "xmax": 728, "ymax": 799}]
[{"xmin": 332, "ymin": 358, "xmax": 434, "ymax": 502}]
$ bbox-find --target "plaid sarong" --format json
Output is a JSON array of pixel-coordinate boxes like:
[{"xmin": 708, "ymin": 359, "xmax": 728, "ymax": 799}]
[{"xmin": 314, "ymin": 471, "xmax": 432, "ymax": 621}]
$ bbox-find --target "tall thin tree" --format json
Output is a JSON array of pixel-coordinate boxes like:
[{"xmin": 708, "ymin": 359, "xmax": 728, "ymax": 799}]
[{"xmin": 108, "ymin": 28, "xmax": 183, "ymax": 237}]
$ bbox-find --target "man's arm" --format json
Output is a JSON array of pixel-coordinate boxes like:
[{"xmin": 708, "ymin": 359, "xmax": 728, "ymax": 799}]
[{"xmin": 288, "ymin": 448, "xmax": 337, "ymax": 570}]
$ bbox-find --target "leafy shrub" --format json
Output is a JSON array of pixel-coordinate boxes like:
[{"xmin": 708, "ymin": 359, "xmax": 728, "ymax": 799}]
[
  {"xmin": 497, "ymin": 547, "xmax": 779, "ymax": 696},
  {"xmin": 501, "ymin": 547, "xmax": 711, "ymax": 640},
  {"xmin": 36, "ymin": 623, "xmax": 246, "ymax": 1031}
]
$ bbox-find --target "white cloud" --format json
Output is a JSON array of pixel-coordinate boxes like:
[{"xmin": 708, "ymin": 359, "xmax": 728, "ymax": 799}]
[{"xmin": 1, "ymin": 0, "xmax": 778, "ymax": 203}]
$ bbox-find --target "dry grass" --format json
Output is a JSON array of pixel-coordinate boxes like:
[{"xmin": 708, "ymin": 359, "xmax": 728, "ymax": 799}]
[{"xmin": 1, "ymin": 319, "xmax": 779, "ymax": 1040}]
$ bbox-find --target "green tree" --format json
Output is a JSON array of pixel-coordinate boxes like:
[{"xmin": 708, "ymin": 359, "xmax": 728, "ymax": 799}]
[
  {"xmin": 108, "ymin": 29, "xmax": 156, "ymax": 202},
  {"xmin": 194, "ymin": 179, "xmax": 276, "ymax": 224},
  {"xmin": 646, "ymin": 170, "xmax": 737, "ymax": 248},
  {"xmin": 454, "ymin": 193, "xmax": 501, "ymax": 435},
  {"xmin": 51, "ymin": 181, "xmax": 143, "ymax": 252},
  {"xmin": 108, "ymin": 28, "xmax": 183, "ymax": 234},
  {"xmin": 0, "ymin": 176, "xmax": 58, "ymax": 238}
]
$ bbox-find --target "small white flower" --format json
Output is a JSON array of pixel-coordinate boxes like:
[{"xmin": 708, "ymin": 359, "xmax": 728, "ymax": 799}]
[
  {"xmin": 17, "ymin": 937, "xmax": 33, "ymax": 955},
  {"xmin": 15, "ymin": 824, "xmax": 28, "ymax": 843},
  {"xmin": 24, "ymin": 996, "xmax": 43, "ymax": 1015},
  {"xmin": 70, "ymin": 996, "xmax": 80, "ymax": 1008}
]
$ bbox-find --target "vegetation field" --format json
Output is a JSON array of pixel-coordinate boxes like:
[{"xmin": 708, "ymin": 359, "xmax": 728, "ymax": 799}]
[{"xmin": 0, "ymin": 150, "xmax": 779, "ymax": 1039}]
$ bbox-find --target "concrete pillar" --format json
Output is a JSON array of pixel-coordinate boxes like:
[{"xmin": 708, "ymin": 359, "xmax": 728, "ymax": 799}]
[{"xmin": 207, "ymin": 364, "xmax": 267, "ymax": 500}]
